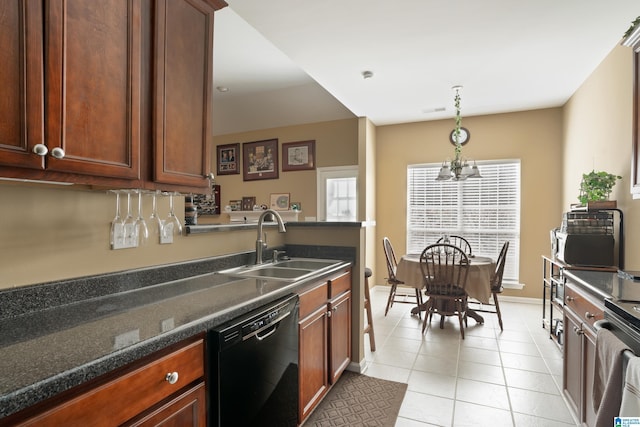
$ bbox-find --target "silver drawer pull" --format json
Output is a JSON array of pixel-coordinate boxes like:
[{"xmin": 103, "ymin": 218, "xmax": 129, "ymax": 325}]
[
  {"xmin": 566, "ymin": 296, "xmax": 575, "ymax": 303},
  {"xmin": 585, "ymin": 312, "xmax": 596, "ymax": 319},
  {"xmin": 165, "ymin": 371, "xmax": 179, "ymax": 384}
]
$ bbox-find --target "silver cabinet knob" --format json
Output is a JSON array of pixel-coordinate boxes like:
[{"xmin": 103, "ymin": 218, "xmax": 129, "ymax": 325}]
[
  {"xmin": 165, "ymin": 371, "xmax": 179, "ymax": 384},
  {"xmin": 585, "ymin": 312, "xmax": 596, "ymax": 319},
  {"xmin": 327, "ymin": 310, "xmax": 332, "ymax": 318},
  {"xmin": 32, "ymin": 144, "xmax": 48, "ymax": 156},
  {"xmin": 50, "ymin": 147, "xmax": 65, "ymax": 159},
  {"xmin": 207, "ymin": 173, "xmax": 215, "ymax": 180},
  {"xmin": 566, "ymin": 296, "xmax": 575, "ymax": 303}
]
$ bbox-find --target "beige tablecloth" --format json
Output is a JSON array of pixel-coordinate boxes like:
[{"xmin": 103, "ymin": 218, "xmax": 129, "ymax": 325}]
[{"xmin": 396, "ymin": 253, "xmax": 495, "ymax": 304}]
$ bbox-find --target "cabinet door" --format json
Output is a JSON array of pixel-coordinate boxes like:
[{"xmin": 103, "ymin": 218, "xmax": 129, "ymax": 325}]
[
  {"xmin": 125, "ymin": 382, "xmax": 206, "ymax": 427},
  {"xmin": 44, "ymin": 0, "xmax": 141, "ymax": 179},
  {"xmin": 153, "ymin": 0, "xmax": 212, "ymax": 189},
  {"xmin": 563, "ymin": 308, "xmax": 582, "ymax": 420},
  {"xmin": 583, "ymin": 325, "xmax": 597, "ymax": 427},
  {"xmin": 0, "ymin": 0, "xmax": 45, "ymax": 170},
  {"xmin": 298, "ymin": 305, "xmax": 329, "ymax": 422},
  {"xmin": 329, "ymin": 290, "xmax": 351, "ymax": 384}
]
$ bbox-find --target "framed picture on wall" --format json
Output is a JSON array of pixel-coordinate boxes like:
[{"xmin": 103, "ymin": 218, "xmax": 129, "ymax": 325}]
[
  {"xmin": 243, "ymin": 139, "xmax": 279, "ymax": 181},
  {"xmin": 282, "ymin": 140, "xmax": 315, "ymax": 171},
  {"xmin": 270, "ymin": 193, "xmax": 290, "ymax": 211},
  {"xmin": 217, "ymin": 143, "xmax": 240, "ymax": 175}
]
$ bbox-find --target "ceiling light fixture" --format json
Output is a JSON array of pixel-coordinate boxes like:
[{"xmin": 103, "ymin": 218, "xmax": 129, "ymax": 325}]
[
  {"xmin": 216, "ymin": 86, "xmax": 229, "ymax": 92},
  {"xmin": 436, "ymin": 85, "xmax": 482, "ymax": 181},
  {"xmin": 362, "ymin": 70, "xmax": 373, "ymax": 79}
]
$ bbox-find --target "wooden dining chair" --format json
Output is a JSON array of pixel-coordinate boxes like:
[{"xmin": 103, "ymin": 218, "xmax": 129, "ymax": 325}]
[
  {"xmin": 382, "ymin": 237, "xmax": 424, "ymax": 318},
  {"xmin": 436, "ymin": 235, "xmax": 473, "ymax": 257},
  {"xmin": 468, "ymin": 241, "xmax": 509, "ymax": 331},
  {"xmin": 419, "ymin": 243, "xmax": 470, "ymax": 338}
]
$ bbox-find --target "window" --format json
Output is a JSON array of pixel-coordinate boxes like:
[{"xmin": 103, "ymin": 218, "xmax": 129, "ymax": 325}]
[
  {"xmin": 317, "ymin": 166, "xmax": 358, "ymax": 221},
  {"xmin": 407, "ymin": 160, "xmax": 521, "ymax": 285}
]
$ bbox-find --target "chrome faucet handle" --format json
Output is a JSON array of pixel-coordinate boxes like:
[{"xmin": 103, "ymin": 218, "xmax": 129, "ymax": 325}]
[{"xmin": 272, "ymin": 250, "xmax": 286, "ymax": 263}]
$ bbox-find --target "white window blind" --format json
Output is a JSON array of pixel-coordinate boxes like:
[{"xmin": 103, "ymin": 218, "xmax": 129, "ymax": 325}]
[{"xmin": 407, "ymin": 160, "xmax": 521, "ymax": 284}]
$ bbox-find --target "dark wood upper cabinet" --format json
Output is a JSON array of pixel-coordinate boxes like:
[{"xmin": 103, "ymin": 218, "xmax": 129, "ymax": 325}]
[
  {"xmin": 0, "ymin": 0, "xmax": 227, "ymax": 192},
  {"xmin": 0, "ymin": 0, "xmax": 45, "ymax": 170},
  {"xmin": 45, "ymin": 0, "xmax": 142, "ymax": 180},
  {"xmin": 153, "ymin": 0, "xmax": 213, "ymax": 189}
]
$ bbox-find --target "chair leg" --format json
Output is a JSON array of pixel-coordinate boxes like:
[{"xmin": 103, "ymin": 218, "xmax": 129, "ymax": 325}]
[
  {"xmin": 414, "ymin": 288, "xmax": 422, "ymax": 319},
  {"xmin": 422, "ymin": 299, "xmax": 433, "ymax": 333},
  {"xmin": 457, "ymin": 300, "xmax": 465, "ymax": 339},
  {"xmin": 363, "ymin": 274, "xmax": 376, "ymax": 351},
  {"xmin": 493, "ymin": 292, "xmax": 503, "ymax": 331},
  {"xmin": 384, "ymin": 283, "xmax": 397, "ymax": 316}
]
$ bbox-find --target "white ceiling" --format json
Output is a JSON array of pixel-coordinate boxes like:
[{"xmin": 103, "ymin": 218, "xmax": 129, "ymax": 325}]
[{"xmin": 212, "ymin": 1, "xmax": 639, "ymax": 136}]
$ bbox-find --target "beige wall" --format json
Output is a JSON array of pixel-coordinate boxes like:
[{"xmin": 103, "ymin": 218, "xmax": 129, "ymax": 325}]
[
  {"xmin": 4, "ymin": 43, "xmax": 640, "ymax": 300},
  {"xmin": 0, "ymin": 118, "xmax": 359, "ymax": 290},
  {"xmin": 563, "ymin": 43, "xmax": 640, "ymax": 270},
  {"xmin": 375, "ymin": 108, "xmax": 564, "ymax": 299},
  {"xmin": 210, "ymin": 118, "xmax": 359, "ymax": 223}
]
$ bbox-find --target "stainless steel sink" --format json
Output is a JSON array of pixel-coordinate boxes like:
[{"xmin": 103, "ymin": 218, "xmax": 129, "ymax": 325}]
[
  {"xmin": 218, "ymin": 258, "xmax": 340, "ymax": 281},
  {"xmin": 273, "ymin": 259, "xmax": 338, "ymax": 270},
  {"xmin": 236, "ymin": 266, "xmax": 314, "ymax": 280}
]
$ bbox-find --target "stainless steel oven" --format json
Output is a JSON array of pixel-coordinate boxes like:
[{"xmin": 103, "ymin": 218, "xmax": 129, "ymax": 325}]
[
  {"xmin": 594, "ymin": 300, "xmax": 640, "ymax": 388},
  {"xmin": 208, "ymin": 294, "xmax": 299, "ymax": 427}
]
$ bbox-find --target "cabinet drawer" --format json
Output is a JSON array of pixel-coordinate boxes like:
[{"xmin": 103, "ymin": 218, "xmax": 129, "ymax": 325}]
[
  {"xmin": 565, "ymin": 285, "xmax": 604, "ymax": 328},
  {"xmin": 299, "ymin": 281, "xmax": 329, "ymax": 319},
  {"xmin": 329, "ymin": 270, "xmax": 351, "ymax": 299},
  {"xmin": 18, "ymin": 339, "xmax": 205, "ymax": 427}
]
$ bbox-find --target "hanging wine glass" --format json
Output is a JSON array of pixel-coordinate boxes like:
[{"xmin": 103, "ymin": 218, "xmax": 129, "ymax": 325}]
[
  {"xmin": 149, "ymin": 190, "xmax": 163, "ymax": 241},
  {"xmin": 123, "ymin": 190, "xmax": 137, "ymax": 246},
  {"xmin": 166, "ymin": 192, "xmax": 183, "ymax": 236},
  {"xmin": 135, "ymin": 190, "xmax": 149, "ymax": 245},
  {"xmin": 110, "ymin": 190, "xmax": 124, "ymax": 248}
]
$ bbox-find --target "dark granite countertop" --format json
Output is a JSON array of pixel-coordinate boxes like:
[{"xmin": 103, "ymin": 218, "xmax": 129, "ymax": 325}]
[
  {"xmin": 0, "ymin": 252, "xmax": 352, "ymax": 419},
  {"xmin": 563, "ymin": 269, "xmax": 640, "ymax": 302}
]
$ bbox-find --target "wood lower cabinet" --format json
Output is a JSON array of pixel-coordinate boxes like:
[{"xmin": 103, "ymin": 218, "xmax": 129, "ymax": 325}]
[
  {"xmin": 125, "ymin": 382, "xmax": 206, "ymax": 427},
  {"xmin": 298, "ymin": 301, "xmax": 329, "ymax": 422},
  {"xmin": 297, "ymin": 269, "xmax": 352, "ymax": 424},
  {"xmin": 563, "ymin": 281, "xmax": 604, "ymax": 427},
  {"xmin": 328, "ymin": 273, "xmax": 352, "ymax": 384},
  {"xmin": 8, "ymin": 337, "xmax": 206, "ymax": 427}
]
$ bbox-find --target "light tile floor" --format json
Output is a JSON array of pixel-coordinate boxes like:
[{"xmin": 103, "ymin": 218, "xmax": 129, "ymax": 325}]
[{"xmin": 362, "ymin": 286, "xmax": 578, "ymax": 427}]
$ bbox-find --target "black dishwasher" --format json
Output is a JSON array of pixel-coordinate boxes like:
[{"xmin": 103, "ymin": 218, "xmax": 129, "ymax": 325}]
[{"xmin": 208, "ymin": 294, "xmax": 299, "ymax": 427}]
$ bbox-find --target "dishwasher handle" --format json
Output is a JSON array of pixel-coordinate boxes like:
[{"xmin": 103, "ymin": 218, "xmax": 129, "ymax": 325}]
[
  {"xmin": 242, "ymin": 310, "xmax": 291, "ymax": 342},
  {"xmin": 255, "ymin": 324, "xmax": 278, "ymax": 341}
]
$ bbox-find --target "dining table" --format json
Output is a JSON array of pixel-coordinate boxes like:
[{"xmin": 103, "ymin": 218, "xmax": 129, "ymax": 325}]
[{"xmin": 395, "ymin": 253, "xmax": 496, "ymax": 323}]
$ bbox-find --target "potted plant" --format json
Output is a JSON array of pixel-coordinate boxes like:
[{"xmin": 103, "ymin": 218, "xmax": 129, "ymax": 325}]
[{"xmin": 577, "ymin": 170, "xmax": 622, "ymax": 205}]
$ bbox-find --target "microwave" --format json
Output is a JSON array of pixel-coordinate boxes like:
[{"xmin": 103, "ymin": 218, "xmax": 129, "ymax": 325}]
[{"xmin": 555, "ymin": 231, "xmax": 614, "ymax": 267}]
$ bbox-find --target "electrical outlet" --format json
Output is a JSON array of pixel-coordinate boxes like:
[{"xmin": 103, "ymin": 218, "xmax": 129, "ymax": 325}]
[
  {"xmin": 111, "ymin": 222, "xmax": 138, "ymax": 250},
  {"xmin": 161, "ymin": 318, "xmax": 175, "ymax": 332},
  {"xmin": 160, "ymin": 220, "xmax": 173, "ymax": 244},
  {"xmin": 113, "ymin": 329, "xmax": 140, "ymax": 350}
]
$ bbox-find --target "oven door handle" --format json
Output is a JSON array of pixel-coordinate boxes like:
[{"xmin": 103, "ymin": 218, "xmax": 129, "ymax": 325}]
[{"xmin": 594, "ymin": 319, "xmax": 612, "ymax": 331}]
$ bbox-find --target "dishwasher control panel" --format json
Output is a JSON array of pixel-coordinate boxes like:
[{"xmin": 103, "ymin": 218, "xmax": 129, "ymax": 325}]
[{"xmin": 211, "ymin": 294, "xmax": 299, "ymax": 350}]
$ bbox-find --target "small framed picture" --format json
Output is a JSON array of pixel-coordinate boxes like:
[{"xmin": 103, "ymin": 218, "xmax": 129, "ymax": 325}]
[
  {"xmin": 282, "ymin": 140, "xmax": 315, "ymax": 171},
  {"xmin": 270, "ymin": 193, "xmax": 290, "ymax": 211},
  {"xmin": 217, "ymin": 143, "xmax": 240, "ymax": 175},
  {"xmin": 229, "ymin": 200, "xmax": 242, "ymax": 211},
  {"xmin": 290, "ymin": 202, "xmax": 302, "ymax": 211},
  {"xmin": 243, "ymin": 139, "xmax": 278, "ymax": 181}
]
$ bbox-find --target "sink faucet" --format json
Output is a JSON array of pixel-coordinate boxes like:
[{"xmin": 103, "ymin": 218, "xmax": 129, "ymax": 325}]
[{"xmin": 256, "ymin": 209, "xmax": 286, "ymax": 264}]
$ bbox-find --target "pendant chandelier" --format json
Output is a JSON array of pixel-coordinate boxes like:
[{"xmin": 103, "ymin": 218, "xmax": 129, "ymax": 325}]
[{"xmin": 436, "ymin": 85, "xmax": 482, "ymax": 181}]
